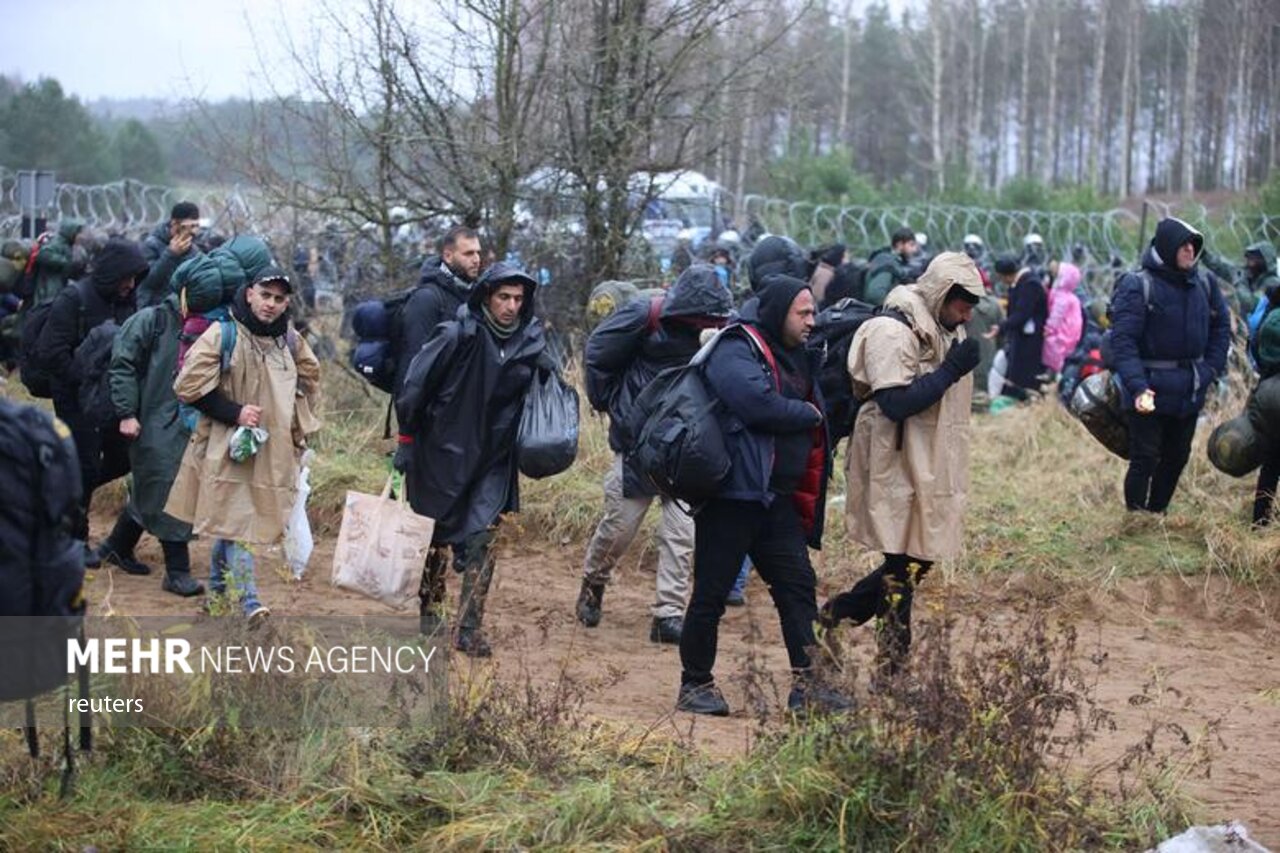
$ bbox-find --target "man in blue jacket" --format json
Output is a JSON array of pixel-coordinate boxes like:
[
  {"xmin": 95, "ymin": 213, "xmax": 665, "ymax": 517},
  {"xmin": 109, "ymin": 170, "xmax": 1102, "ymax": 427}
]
[
  {"xmin": 676, "ymin": 275, "xmax": 850, "ymax": 717},
  {"xmin": 1110, "ymin": 218, "xmax": 1229, "ymax": 514}
]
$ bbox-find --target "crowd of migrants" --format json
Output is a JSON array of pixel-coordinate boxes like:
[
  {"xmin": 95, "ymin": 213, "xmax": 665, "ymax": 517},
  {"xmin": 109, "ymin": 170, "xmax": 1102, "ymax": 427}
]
[{"xmin": 3, "ymin": 200, "xmax": 1278, "ymax": 716}]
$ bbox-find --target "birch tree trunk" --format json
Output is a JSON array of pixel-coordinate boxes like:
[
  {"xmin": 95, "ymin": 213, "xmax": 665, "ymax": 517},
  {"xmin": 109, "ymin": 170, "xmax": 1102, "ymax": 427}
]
[
  {"xmin": 930, "ymin": 0, "xmax": 946, "ymax": 192},
  {"xmin": 1042, "ymin": 1, "xmax": 1061, "ymax": 184},
  {"xmin": 967, "ymin": 0, "xmax": 989, "ymax": 186},
  {"xmin": 1180, "ymin": 0, "xmax": 1200, "ymax": 194},
  {"xmin": 1087, "ymin": 0, "xmax": 1109, "ymax": 189},
  {"xmin": 1019, "ymin": 0, "xmax": 1034, "ymax": 178},
  {"xmin": 837, "ymin": 0, "xmax": 854, "ymax": 145},
  {"xmin": 1118, "ymin": 0, "xmax": 1139, "ymax": 196},
  {"xmin": 1232, "ymin": 0, "xmax": 1253, "ymax": 191}
]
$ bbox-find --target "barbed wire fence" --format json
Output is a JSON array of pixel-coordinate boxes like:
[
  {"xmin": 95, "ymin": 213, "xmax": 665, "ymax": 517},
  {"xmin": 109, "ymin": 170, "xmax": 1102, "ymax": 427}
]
[{"xmin": 2, "ymin": 168, "xmax": 1276, "ymax": 312}]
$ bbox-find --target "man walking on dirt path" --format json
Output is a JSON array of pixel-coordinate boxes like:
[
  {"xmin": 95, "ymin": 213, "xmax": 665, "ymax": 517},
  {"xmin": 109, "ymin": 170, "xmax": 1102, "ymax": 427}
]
[
  {"xmin": 821, "ymin": 252, "xmax": 984, "ymax": 680},
  {"xmin": 676, "ymin": 275, "xmax": 851, "ymax": 717},
  {"xmin": 394, "ymin": 262, "xmax": 549, "ymax": 658},
  {"xmin": 577, "ymin": 264, "xmax": 732, "ymax": 644}
]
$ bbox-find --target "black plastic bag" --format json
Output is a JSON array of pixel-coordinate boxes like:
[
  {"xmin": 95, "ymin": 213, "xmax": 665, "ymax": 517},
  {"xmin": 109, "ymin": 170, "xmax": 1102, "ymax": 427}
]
[{"xmin": 517, "ymin": 370, "xmax": 580, "ymax": 478}]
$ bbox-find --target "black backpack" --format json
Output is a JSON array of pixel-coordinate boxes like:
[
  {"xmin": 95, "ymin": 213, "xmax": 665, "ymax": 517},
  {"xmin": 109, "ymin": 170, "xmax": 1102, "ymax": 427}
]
[
  {"xmin": 626, "ymin": 325, "xmax": 776, "ymax": 508},
  {"xmin": 18, "ymin": 279, "xmax": 90, "ymax": 399},
  {"xmin": 810, "ymin": 297, "xmax": 879, "ymax": 442},
  {"xmin": 73, "ymin": 321, "xmax": 123, "ymax": 430},
  {"xmin": 0, "ymin": 399, "xmax": 91, "ymax": 793},
  {"xmin": 350, "ymin": 288, "xmax": 415, "ymax": 393}
]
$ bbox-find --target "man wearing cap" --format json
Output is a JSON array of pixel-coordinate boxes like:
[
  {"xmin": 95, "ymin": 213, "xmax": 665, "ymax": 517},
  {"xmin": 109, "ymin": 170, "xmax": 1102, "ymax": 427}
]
[
  {"xmin": 136, "ymin": 201, "xmax": 203, "ymax": 309},
  {"xmin": 167, "ymin": 267, "xmax": 323, "ymax": 625},
  {"xmin": 1109, "ymin": 218, "xmax": 1229, "ymax": 515},
  {"xmin": 394, "ymin": 262, "xmax": 548, "ymax": 657},
  {"xmin": 821, "ymin": 253, "xmax": 984, "ymax": 678}
]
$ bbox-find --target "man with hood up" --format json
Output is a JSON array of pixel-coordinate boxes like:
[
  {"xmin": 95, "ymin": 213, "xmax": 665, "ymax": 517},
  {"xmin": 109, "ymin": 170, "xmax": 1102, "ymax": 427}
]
[
  {"xmin": 821, "ymin": 253, "xmax": 984, "ymax": 677},
  {"xmin": 394, "ymin": 262, "xmax": 547, "ymax": 658},
  {"xmin": 22, "ymin": 218, "xmax": 86, "ymax": 306},
  {"xmin": 36, "ymin": 237, "xmax": 148, "ymax": 552},
  {"xmin": 577, "ymin": 264, "xmax": 733, "ymax": 643},
  {"xmin": 746, "ymin": 235, "xmax": 810, "ymax": 291},
  {"xmin": 393, "ymin": 225, "xmax": 483, "ymax": 394},
  {"xmin": 1202, "ymin": 240, "xmax": 1279, "ymax": 320},
  {"xmin": 676, "ymin": 275, "xmax": 850, "ymax": 717},
  {"xmin": 1109, "ymin": 218, "xmax": 1229, "ymax": 515}
]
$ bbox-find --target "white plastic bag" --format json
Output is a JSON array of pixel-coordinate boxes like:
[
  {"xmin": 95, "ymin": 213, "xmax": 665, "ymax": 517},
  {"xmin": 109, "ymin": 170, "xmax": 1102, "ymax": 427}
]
[
  {"xmin": 331, "ymin": 476, "xmax": 435, "ymax": 610},
  {"xmin": 284, "ymin": 453, "xmax": 314, "ymax": 579}
]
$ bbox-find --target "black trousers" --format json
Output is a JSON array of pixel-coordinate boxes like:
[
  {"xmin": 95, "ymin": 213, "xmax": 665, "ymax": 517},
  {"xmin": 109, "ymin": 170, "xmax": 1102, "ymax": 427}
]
[
  {"xmin": 825, "ymin": 553, "xmax": 932, "ymax": 673},
  {"xmin": 54, "ymin": 397, "xmax": 130, "ymax": 538},
  {"xmin": 1254, "ymin": 451, "xmax": 1280, "ymax": 526},
  {"xmin": 1124, "ymin": 411, "xmax": 1198, "ymax": 513},
  {"xmin": 680, "ymin": 497, "xmax": 818, "ymax": 686}
]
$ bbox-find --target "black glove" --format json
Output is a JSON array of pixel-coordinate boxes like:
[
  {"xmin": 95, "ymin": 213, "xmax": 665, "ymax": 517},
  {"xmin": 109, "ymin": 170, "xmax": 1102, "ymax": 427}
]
[
  {"xmin": 392, "ymin": 442, "xmax": 412, "ymax": 474},
  {"xmin": 943, "ymin": 337, "xmax": 981, "ymax": 378}
]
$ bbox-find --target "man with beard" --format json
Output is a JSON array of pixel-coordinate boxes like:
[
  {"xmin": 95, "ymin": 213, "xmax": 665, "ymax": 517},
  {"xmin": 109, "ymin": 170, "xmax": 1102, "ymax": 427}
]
[{"xmin": 394, "ymin": 225, "xmax": 483, "ymax": 394}]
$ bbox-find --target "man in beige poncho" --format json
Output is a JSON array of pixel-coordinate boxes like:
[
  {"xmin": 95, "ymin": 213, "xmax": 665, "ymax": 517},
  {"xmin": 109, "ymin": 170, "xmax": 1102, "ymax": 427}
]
[
  {"xmin": 166, "ymin": 267, "xmax": 321, "ymax": 624},
  {"xmin": 820, "ymin": 252, "xmax": 984, "ymax": 676}
]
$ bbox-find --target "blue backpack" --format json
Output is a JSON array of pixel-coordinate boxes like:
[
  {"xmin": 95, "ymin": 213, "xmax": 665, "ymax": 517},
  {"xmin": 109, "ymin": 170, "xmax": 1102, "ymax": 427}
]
[{"xmin": 350, "ymin": 289, "xmax": 414, "ymax": 394}]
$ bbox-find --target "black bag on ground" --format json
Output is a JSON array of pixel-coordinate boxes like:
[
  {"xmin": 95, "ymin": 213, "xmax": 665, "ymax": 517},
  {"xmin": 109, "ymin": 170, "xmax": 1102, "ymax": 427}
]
[
  {"xmin": 350, "ymin": 288, "xmax": 414, "ymax": 393},
  {"xmin": 73, "ymin": 321, "xmax": 122, "ymax": 430},
  {"xmin": 517, "ymin": 370, "xmax": 580, "ymax": 479},
  {"xmin": 1070, "ymin": 370, "xmax": 1130, "ymax": 459},
  {"xmin": 810, "ymin": 296, "xmax": 876, "ymax": 442},
  {"xmin": 1207, "ymin": 414, "xmax": 1265, "ymax": 478}
]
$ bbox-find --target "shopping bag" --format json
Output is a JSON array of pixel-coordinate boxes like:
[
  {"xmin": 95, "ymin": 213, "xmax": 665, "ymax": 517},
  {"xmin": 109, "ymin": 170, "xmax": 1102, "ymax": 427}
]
[
  {"xmin": 284, "ymin": 455, "xmax": 314, "ymax": 579},
  {"xmin": 331, "ymin": 476, "xmax": 435, "ymax": 610},
  {"xmin": 517, "ymin": 370, "xmax": 579, "ymax": 478}
]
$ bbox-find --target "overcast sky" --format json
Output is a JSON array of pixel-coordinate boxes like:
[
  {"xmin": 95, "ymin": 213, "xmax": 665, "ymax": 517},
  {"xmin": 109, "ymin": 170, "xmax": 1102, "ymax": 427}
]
[
  {"xmin": 2, "ymin": 0, "xmax": 316, "ymax": 102},
  {"xmin": 4, "ymin": 0, "xmax": 914, "ymax": 103}
]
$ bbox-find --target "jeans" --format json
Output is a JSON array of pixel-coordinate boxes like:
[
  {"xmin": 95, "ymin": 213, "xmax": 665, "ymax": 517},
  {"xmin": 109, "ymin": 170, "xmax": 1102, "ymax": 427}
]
[
  {"xmin": 1124, "ymin": 411, "xmax": 1198, "ymax": 512},
  {"xmin": 210, "ymin": 539, "xmax": 262, "ymax": 615},
  {"xmin": 680, "ymin": 497, "xmax": 818, "ymax": 686},
  {"xmin": 729, "ymin": 559, "xmax": 751, "ymax": 599}
]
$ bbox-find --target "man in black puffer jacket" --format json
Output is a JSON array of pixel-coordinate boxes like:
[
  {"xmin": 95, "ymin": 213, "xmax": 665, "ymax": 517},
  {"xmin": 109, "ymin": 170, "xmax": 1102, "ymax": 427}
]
[
  {"xmin": 135, "ymin": 201, "xmax": 202, "ymax": 309},
  {"xmin": 392, "ymin": 225, "xmax": 483, "ymax": 394},
  {"xmin": 35, "ymin": 238, "xmax": 147, "ymax": 556},
  {"xmin": 576, "ymin": 265, "xmax": 732, "ymax": 643}
]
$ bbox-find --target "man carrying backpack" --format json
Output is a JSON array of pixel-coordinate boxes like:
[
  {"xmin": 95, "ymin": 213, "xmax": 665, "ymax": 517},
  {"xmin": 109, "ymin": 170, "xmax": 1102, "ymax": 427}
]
[
  {"xmin": 822, "ymin": 253, "xmax": 984, "ymax": 679},
  {"xmin": 19, "ymin": 218, "xmax": 86, "ymax": 307},
  {"xmin": 1109, "ymin": 218, "xmax": 1229, "ymax": 515},
  {"xmin": 135, "ymin": 201, "xmax": 203, "ymax": 309},
  {"xmin": 100, "ymin": 281, "xmax": 206, "ymax": 595},
  {"xmin": 676, "ymin": 275, "xmax": 850, "ymax": 717},
  {"xmin": 166, "ymin": 267, "xmax": 323, "ymax": 625},
  {"xmin": 862, "ymin": 227, "xmax": 918, "ymax": 307},
  {"xmin": 394, "ymin": 262, "xmax": 547, "ymax": 657},
  {"xmin": 393, "ymin": 225, "xmax": 483, "ymax": 394},
  {"xmin": 576, "ymin": 265, "xmax": 732, "ymax": 643},
  {"xmin": 34, "ymin": 237, "xmax": 147, "ymax": 558}
]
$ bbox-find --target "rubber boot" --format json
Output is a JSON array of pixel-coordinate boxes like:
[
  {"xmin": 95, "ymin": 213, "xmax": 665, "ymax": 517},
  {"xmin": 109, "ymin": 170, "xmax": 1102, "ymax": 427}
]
[
  {"xmin": 419, "ymin": 547, "xmax": 449, "ymax": 636},
  {"xmin": 575, "ymin": 579, "xmax": 606, "ymax": 627},
  {"xmin": 160, "ymin": 540, "xmax": 205, "ymax": 597},
  {"xmin": 454, "ymin": 534, "xmax": 495, "ymax": 658},
  {"xmin": 94, "ymin": 513, "xmax": 151, "ymax": 575}
]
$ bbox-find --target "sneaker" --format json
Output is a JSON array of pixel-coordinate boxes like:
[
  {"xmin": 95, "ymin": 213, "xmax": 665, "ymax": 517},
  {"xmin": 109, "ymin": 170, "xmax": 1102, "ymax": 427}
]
[
  {"xmin": 649, "ymin": 615, "xmax": 683, "ymax": 644},
  {"xmin": 676, "ymin": 681, "xmax": 730, "ymax": 716},
  {"xmin": 787, "ymin": 680, "xmax": 854, "ymax": 715},
  {"xmin": 725, "ymin": 590, "xmax": 746, "ymax": 607},
  {"xmin": 575, "ymin": 580, "xmax": 605, "ymax": 627},
  {"xmin": 454, "ymin": 628, "xmax": 492, "ymax": 658},
  {"xmin": 98, "ymin": 546, "xmax": 152, "ymax": 576},
  {"xmin": 162, "ymin": 573, "xmax": 205, "ymax": 597},
  {"xmin": 246, "ymin": 604, "xmax": 271, "ymax": 628}
]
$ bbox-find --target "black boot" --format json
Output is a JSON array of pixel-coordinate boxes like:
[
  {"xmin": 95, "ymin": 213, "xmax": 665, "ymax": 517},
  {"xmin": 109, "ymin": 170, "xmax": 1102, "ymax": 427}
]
[
  {"xmin": 419, "ymin": 548, "xmax": 448, "ymax": 636},
  {"xmin": 454, "ymin": 533, "xmax": 495, "ymax": 658},
  {"xmin": 575, "ymin": 580, "xmax": 606, "ymax": 627},
  {"xmin": 649, "ymin": 615, "xmax": 683, "ymax": 644},
  {"xmin": 160, "ymin": 540, "xmax": 204, "ymax": 597},
  {"xmin": 787, "ymin": 670, "xmax": 854, "ymax": 715},
  {"xmin": 819, "ymin": 561, "xmax": 889, "ymax": 629},
  {"xmin": 95, "ymin": 513, "xmax": 151, "ymax": 575}
]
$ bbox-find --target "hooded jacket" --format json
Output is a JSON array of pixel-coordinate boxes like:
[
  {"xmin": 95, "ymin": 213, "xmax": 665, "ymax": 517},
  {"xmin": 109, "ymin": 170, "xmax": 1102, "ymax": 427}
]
[
  {"xmin": 1204, "ymin": 240, "xmax": 1279, "ymax": 315},
  {"xmin": 136, "ymin": 221, "xmax": 203, "ymax": 310},
  {"xmin": 585, "ymin": 264, "xmax": 732, "ymax": 469},
  {"xmin": 393, "ymin": 255, "xmax": 475, "ymax": 394},
  {"xmin": 747, "ymin": 236, "xmax": 809, "ymax": 291},
  {"xmin": 845, "ymin": 252, "xmax": 983, "ymax": 562},
  {"xmin": 36, "ymin": 238, "xmax": 147, "ymax": 412},
  {"xmin": 862, "ymin": 247, "xmax": 915, "ymax": 307},
  {"xmin": 1110, "ymin": 218, "xmax": 1230, "ymax": 418},
  {"xmin": 1041, "ymin": 262, "xmax": 1084, "ymax": 373},
  {"xmin": 28, "ymin": 219, "xmax": 85, "ymax": 306},
  {"xmin": 702, "ymin": 276, "xmax": 830, "ymax": 547},
  {"xmin": 107, "ymin": 294, "xmax": 192, "ymax": 541},
  {"xmin": 396, "ymin": 263, "xmax": 546, "ymax": 544}
]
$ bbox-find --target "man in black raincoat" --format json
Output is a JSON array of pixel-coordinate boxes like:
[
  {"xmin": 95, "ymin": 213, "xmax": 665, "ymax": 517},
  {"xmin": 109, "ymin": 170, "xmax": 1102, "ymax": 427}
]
[
  {"xmin": 394, "ymin": 262, "xmax": 546, "ymax": 657},
  {"xmin": 577, "ymin": 265, "xmax": 732, "ymax": 643}
]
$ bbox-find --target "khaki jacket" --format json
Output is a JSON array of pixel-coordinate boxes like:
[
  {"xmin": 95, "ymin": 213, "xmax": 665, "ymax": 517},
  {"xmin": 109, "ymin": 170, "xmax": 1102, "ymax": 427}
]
[
  {"xmin": 165, "ymin": 318, "xmax": 321, "ymax": 545},
  {"xmin": 845, "ymin": 252, "xmax": 983, "ymax": 561}
]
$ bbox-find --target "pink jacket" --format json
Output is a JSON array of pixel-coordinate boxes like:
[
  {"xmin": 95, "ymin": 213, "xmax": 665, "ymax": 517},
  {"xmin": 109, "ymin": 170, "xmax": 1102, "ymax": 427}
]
[{"xmin": 1041, "ymin": 262, "xmax": 1083, "ymax": 373}]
